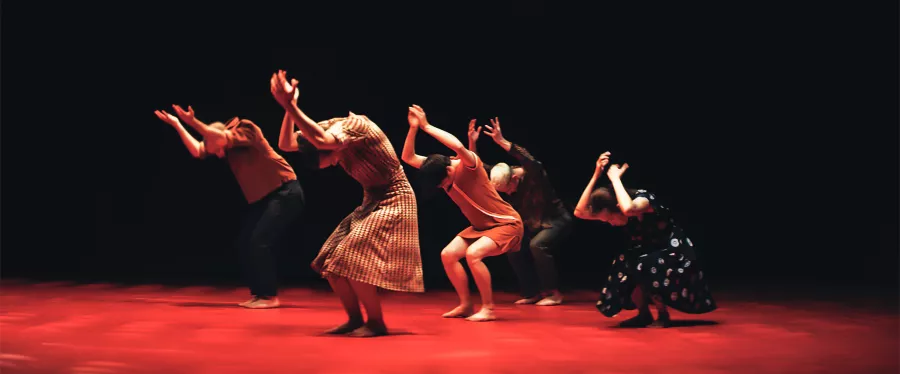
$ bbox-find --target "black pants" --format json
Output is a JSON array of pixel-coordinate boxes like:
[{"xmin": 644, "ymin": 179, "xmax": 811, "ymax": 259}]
[
  {"xmin": 507, "ymin": 214, "xmax": 574, "ymax": 298},
  {"xmin": 238, "ymin": 180, "xmax": 305, "ymax": 297}
]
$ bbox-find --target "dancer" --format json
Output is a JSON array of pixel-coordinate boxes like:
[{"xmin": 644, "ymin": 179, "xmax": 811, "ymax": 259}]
[
  {"xmin": 270, "ymin": 70, "xmax": 423, "ymax": 337},
  {"xmin": 153, "ymin": 106, "xmax": 304, "ymax": 309},
  {"xmin": 468, "ymin": 118, "xmax": 573, "ymax": 306},
  {"xmin": 401, "ymin": 105, "xmax": 524, "ymax": 322},
  {"xmin": 574, "ymin": 152, "xmax": 717, "ymax": 327}
]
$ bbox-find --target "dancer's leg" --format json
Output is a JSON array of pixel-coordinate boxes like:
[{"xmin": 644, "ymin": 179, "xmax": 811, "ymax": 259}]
[
  {"xmin": 506, "ymin": 231, "xmax": 541, "ymax": 304},
  {"xmin": 530, "ymin": 220, "xmax": 572, "ymax": 306},
  {"xmin": 619, "ymin": 284, "xmax": 654, "ymax": 327},
  {"xmin": 650, "ymin": 294, "xmax": 672, "ymax": 328},
  {"xmin": 347, "ymin": 279, "xmax": 388, "ymax": 337},
  {"xmin": 324, "ymin": 275, "xmax": 364, "ymax": 334},
  {"xmin": 464, "ymin": 236, "xmax": 505, "ymax": 322},
  {"xmin": 240, "ymin": 184, "xmax": 305, "ymax": 309},
  {"xmin": 441, "ymin": 236, "xmax": 474, "ymax": 318}
]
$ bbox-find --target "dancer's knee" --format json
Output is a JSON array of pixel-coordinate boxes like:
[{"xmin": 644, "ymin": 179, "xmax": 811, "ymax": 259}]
[
  {"xmin": 441, "ymin": 247, "xmax": 464, "ymax": 264},
  {"xmin": 465, "ymin": 248, "xmax": 486, "ymax": 265},
  {"xmin": 529, "ymin": 240, "xmax": 550, "ymax": 256}
]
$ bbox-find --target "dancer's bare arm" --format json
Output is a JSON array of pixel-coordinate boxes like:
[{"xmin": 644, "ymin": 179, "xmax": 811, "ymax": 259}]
[
  {"xmin": 409, "ymin": 105, "xmax": 477, "ymax": 168},
  {"xmin": 607, "ymin": 164, "xmax": 650, "ymax": 216},
  {"xmin": 154, "ymin": 109, "xmax": 206, "ymax": 158},
  {"xmin": 574, "ymin": 152, "xmax": 611, "ymax": 220},
  {"xmin": 401, "ymin": 107, "xmax": 427, "ymax": 168},
  {"xmin": 278, "ymin": 88, "xmax": 302, "ymax": 152},
  {"xmin": 270, "ymin": 70, "xmax": 342, "ymax": 151},
  {"xmin": 172, "ymin": 105, "xmax": 211, "ymax": 137},
  {"xmin": 467, "ymin": 119, "xmax": 482, "ymax": 154}
]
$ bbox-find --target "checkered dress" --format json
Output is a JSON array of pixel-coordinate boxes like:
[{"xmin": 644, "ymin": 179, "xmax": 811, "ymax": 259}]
[{"xmin": 310, "ymin": 116, "xmax": 424, "ymax": 292}]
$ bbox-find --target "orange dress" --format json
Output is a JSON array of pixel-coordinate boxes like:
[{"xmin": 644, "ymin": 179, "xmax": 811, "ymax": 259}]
[{"xmin": 445, "ymin": 154, "xmax": 524, "ymax": 253}]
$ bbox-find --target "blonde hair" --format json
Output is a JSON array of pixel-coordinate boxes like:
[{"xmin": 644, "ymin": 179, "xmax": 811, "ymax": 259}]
[
  {"xmin": 490, "ymin": 163, "xmax": 512, "ymax": 188},
  {"xmin": 317, "ymin": 117, "xmax": 347, "ymax": 130}
]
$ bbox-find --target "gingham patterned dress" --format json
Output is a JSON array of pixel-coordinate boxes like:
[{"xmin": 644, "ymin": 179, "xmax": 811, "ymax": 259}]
[{"xmin": 310, "ymin": 116, "xmax": 424, "ymax": 292}]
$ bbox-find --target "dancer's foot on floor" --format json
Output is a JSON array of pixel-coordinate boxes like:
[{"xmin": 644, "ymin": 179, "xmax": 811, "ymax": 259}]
[
  {"xmin": 349, "ymin": 322, "xmax": 388, "ymax": 337},
  {"xmin": 535, "ymin": 293, "xmax": 563, "ymax": 306},
  {"xmin": 324, "ymin": 319, "xmax": 365, "ymax": 335},
  {"xmin": 442, "ymin": 304, "xmax": 474, "ymax": 318},
  {"xmin": 650, "ymin": 312, "xmax": 672, "ymax": 328},
  {"xmin": 618, "ymin": 312, "xmax": 653, "ymax": 328},
  {"xmin": 465, "ymin": 307, "xmax": 496, "ymax": 322},
  {"xmin": 241, "ymin": 297, "xmax": 280, "ymax": 309},
  {"xmin": 514, "ymin": 296, "xmax": 542, "ymax": 305}
]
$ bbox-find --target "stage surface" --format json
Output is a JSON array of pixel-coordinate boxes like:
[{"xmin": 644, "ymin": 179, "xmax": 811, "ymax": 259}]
[{"xmin": 0, "ymin": 280, "xmax": 897, "ymax": 373}]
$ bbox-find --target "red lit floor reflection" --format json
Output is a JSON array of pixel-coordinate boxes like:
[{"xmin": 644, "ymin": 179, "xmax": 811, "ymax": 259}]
[{"xmin": 0, "ymin": 280, "xmax": 897, "ymax": 373}]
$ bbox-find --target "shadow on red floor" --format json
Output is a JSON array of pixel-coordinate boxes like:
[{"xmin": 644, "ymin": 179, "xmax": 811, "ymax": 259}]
[{"xmin": 0, "ymin": 280, "xmax": 897, "ymax": 373}]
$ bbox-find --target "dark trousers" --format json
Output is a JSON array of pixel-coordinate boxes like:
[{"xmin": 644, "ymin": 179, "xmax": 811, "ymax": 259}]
[
  {"xmin": 507, "ymin": 214, "xmax": 574, "ymax": 298},
  {"xmin": 238, "ymin": 180, "xmax": 305, "ymax": 297}
]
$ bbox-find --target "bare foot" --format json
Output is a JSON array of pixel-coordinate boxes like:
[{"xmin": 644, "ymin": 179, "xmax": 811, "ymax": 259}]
[
  {"xmin": 324, "ymin": 319, "xmax": 365, "ymax": 335},
  {"xmin": 535, "ymin": 294, "xmax": 563, "ymax": 306},
  {"xmin": 442, "ymin": 304, "xmax": 474, "ymax": 318},
  {"xmin": 242, "ymin": 297, "xmax": 280, "ymax": 309},
  {"xmin": 465, "ymin": 308, "xmax": 496, "ymax": 322},
  {"xmin": 349, "ymin": 324, "xmax": 388, "ymax": 338},
  {"xmin": 514, "ymin": 296, "xmax": 542, "ymax": 305}
]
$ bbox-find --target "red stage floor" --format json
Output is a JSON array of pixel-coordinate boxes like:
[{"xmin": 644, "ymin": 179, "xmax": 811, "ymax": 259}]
[{"xmin": 0, "ymin": 280, "xmax": 897, "ymax": 373}]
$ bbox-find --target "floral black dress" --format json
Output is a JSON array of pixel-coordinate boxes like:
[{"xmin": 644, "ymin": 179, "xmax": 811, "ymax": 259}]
[{"xmin": 596, "ymin": 190, "xmax": 717, "ymax": 317}]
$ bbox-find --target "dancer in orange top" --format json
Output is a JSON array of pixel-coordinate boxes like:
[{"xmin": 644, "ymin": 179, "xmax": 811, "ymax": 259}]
[
  {"xmin": 401, "ymin": 105, "xmax": 524, "ymax": 322},
  {"xmin": 153, "ymin": 106, "xmax": 304, "ymax": 309}
]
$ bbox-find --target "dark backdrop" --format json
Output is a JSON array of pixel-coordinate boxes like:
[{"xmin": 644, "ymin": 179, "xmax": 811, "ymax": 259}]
[{"xmin": 2, "ymin": 2, "xmax": 897, "ymax": 292}]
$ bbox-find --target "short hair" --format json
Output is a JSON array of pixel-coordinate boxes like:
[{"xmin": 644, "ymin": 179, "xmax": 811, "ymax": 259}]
[
  {"xmin": 418, "ymin": 154, "xmax": 452, "ymax": 189},
  {"xmin": 489, "ymin": 163, "xmax": 512, "ymax": 187}
]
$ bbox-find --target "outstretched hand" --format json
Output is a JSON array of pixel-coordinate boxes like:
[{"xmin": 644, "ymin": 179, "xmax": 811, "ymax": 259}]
[
  {"xmin": 270, "ymin": 70, "xmax": 298, "ymax": 107},
  {"xmin": 607, "ymin": 163, "xmax": 629, "ymax": 180},
  {"xmin": 483, "ymin": 117, "xmax": 506, "ymax": 144},
  {"xmin": 172, "ymin": 105, "xmax": 196, "ymax": 124},
  {"xmin": 407, "ymin": 104, "xmax": 429, "ymax": 129},
  {"xmin": 596, "ymin": 151, "xmax": 611, "ymax": 171},
  {"xmin": 467, "ymin": 119, "xmax": 482, "ymax": 142},
  {"xmin": 154, "ymin": 110, "xmax": 181, "ymax": 127}
]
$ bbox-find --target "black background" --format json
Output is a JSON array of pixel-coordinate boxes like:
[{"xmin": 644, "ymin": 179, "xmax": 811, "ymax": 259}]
[{"xmin": 2, "ymin": 2, "xmax": 897, "ymax": 293}]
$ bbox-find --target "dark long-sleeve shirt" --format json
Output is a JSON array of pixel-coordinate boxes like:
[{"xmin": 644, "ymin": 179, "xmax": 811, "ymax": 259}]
[{"xmin": 484, "ymin": 143, "xmax": 569, "ymax": 231}]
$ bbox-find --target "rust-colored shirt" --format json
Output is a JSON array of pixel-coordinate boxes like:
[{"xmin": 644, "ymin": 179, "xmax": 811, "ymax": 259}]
[
  {"xmin": 202, "ymin": 119, "xmax": 297, "ymax": 204},
  {"xmin": 445, "ymin": 153, "xmax": 522, "ymax": 231}
]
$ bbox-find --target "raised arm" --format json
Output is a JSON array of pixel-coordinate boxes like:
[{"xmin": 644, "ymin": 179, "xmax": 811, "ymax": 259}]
[
  {"xmin": 154, "ymin": 110, "xmax": 205, "ymax": 158},
  {"xmin": 574, "ymin": 152, "xmax": 611, "ymax": 220},
  {"xmin": 467, "ymin": 119, "xmax": 482, "ymax": 154},
  {"xmin": 270, "ymin": 70, "xmax": 342, "ymax": 151},
  {"xmin": 172, "ymin": 105, "xmax": 211, "ymax": 137},
  {"xmin": 409, "ymin": 105, "xmax": 477, "ymax": 168},
  {"xmin": 401, "ymin": 107, "xmax": 427, "ymax": 168},
  {"xmin": 278, "ymin": 86, "xmax": 302, "ymax": 152},
  {"xmin": 278, "ymin": 112, "xmax": 300, "ymax": 152},
  {"xmin": 607, "ymin": 164, "xmax": 650, "ymax": 215},
  {"xmin": 484, "ymin": 117, "xmax": 542, "ymax": 172}
]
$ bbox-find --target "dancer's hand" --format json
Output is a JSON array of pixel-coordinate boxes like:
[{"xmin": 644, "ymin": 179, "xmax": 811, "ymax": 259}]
[
  {"xmin": 154, "ymin": 110, "xmax": 181, "ymax": 128},
  {"xmin": 407, "ymin": 104, "xmax": 429, "ymax": 129},
  {"xmin": 484, "ymin": 117, "xmax": 506, "ymax": 144},
  {"xmin": 291, "ymin": 79, "xmax": 300, "ymax": 104},
  {"xmin": 172, "ymin": 105, "xmax": 196, "ymax": 124},
  {"xmin": 596, "ymin": 151, "xmax": 611, "ymax": 171},
  {"xmin": 270, "ymin": 70, "xmax": 298, "ymax": 108},
  {"xmin": 607, "ymin": 163, "xmax": 629, "ymax": 180},
  {"xmin": 467, "ymin": 119, "xmax": 482, "ymax": 143}
]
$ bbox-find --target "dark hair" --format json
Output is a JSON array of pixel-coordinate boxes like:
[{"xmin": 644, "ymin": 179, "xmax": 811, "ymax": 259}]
[
  {"xmin": 589, "ymin": 185, "xmax": 639, "ymax": 214},
  {"xmin": 418, "ymin": 154, "xmax": 452, "ymax": 190}
]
